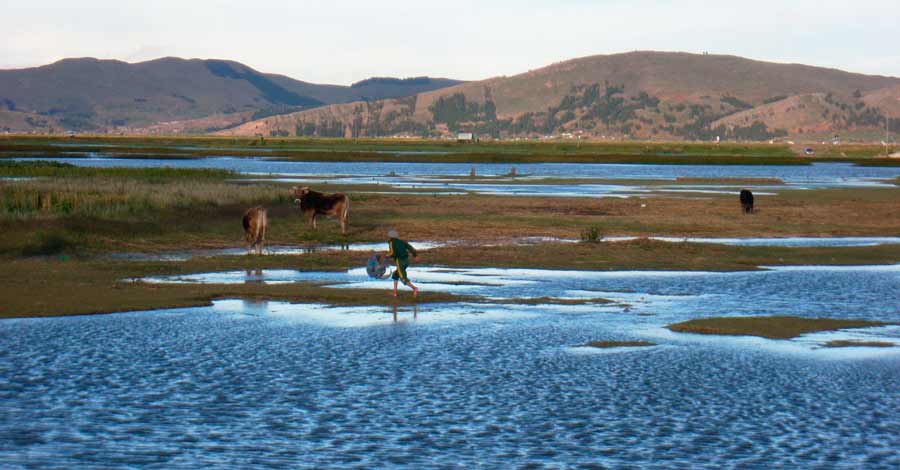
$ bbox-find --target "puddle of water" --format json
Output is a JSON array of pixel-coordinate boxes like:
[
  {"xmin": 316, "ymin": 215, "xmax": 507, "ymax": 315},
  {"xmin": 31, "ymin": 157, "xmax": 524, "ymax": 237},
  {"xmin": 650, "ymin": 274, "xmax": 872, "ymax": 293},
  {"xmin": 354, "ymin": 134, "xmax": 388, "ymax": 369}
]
[
  {"xmin": 111, "ymin": 241, "xmax": 446, "ymax": 262},
  {"xmin": 142, "ymin": 264, "xmax": 900, "ymax": 326},
  {"xmin": 212, "ymin": 300, "xmax": 537, "ymax": 328}
]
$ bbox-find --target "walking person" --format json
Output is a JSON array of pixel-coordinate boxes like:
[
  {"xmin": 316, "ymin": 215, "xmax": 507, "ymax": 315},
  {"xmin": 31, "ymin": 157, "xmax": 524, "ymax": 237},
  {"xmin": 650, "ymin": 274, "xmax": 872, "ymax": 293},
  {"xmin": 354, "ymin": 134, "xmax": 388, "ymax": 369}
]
[{"xmin": 386, "ymin": 229, "xmax": 419, "ymax": 298}]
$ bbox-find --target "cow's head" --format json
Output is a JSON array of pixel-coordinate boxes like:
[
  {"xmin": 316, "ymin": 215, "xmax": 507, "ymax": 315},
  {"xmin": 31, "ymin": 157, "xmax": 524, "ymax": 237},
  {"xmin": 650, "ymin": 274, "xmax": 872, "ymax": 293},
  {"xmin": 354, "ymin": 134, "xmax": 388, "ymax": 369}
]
[{"xmin": 291, "ymin": 186, "xmax": 310, "ymax": 204}]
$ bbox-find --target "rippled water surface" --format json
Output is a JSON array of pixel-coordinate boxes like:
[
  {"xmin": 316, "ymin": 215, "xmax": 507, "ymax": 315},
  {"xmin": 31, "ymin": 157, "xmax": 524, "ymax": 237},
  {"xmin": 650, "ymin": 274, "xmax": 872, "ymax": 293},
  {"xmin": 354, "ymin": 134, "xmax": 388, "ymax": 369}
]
[{"xmin": 3, "ymin": 265, "xmax": 899, "ymax": 469}]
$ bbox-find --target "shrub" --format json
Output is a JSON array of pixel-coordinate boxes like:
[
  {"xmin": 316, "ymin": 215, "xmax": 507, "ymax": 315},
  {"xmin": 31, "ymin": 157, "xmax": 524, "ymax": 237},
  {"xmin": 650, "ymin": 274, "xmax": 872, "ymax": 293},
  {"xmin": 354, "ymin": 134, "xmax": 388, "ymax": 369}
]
[
  {"xmin": 21, "ymin": 232, "xmax": 79, "ymax": 257},
  {"xmin": 580, "ymin": 226, "xmax": 603, "ymax": 242}
]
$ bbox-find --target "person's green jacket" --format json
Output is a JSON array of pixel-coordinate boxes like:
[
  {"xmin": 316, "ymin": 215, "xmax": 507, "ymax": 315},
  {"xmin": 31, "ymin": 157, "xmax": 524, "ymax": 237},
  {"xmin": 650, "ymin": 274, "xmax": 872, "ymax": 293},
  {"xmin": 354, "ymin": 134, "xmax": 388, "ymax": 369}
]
[{"xmin": 388, "ymin": 238, "xmax": 417, "ymax": 261}]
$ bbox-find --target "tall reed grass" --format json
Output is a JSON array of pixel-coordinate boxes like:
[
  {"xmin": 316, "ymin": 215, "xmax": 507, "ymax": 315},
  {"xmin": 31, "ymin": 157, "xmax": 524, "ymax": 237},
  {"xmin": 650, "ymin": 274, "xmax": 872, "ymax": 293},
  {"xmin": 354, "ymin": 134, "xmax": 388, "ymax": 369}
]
[
  {"xmin": 0, "ymin": 161, "xmax": 234, "ymax": 180},
  {"xmin": 0, "ymin": 163, "xmax": 288, "ymax": 220}
]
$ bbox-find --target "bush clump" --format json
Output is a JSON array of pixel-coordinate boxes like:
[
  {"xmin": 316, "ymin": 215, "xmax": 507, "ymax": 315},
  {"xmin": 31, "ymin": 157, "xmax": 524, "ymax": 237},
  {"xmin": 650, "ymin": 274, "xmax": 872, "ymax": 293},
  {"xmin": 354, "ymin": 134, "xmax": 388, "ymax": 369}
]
[{"xmin": 580, "ymin": 226, "xmax": 603, "ymax": 242}]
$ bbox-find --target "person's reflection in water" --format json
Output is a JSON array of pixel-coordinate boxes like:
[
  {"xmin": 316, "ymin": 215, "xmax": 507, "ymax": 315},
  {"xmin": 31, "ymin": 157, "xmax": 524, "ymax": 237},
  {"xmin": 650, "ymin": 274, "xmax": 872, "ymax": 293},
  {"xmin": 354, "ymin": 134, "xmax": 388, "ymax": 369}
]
[
  {"xmin": 242, "ymin": 298, "xmax": 268, "ymax": 316},
  {"xmin": 245, "ymin": 269, "xmax": 264, "ymax": 284},
  {"xmin": 391, "ymin": 304, "xmax": 419, "ymax": 323}
]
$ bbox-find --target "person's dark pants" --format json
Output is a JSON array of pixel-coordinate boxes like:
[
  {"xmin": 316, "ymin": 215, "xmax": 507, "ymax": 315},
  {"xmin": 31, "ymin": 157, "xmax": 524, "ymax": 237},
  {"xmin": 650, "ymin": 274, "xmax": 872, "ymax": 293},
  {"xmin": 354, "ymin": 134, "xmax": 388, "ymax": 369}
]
[{"xmin": 392, "ymin": 258, "xmax": 411, "ymax": 285}]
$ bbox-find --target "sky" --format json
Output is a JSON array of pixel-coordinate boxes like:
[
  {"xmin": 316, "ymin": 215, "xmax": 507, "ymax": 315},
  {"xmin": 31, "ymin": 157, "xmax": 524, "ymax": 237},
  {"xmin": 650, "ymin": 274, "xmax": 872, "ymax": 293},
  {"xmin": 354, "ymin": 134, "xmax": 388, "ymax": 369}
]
[{"xmin": 2, "ymin": 0, "xmax": 897, "ymax": 84}]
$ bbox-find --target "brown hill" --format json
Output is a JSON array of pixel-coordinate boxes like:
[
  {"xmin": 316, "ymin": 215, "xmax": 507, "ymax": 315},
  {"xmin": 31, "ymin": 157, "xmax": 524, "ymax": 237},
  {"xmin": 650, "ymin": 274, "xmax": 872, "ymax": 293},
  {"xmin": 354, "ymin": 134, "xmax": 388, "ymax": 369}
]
[
  {"xmin": 0, "ymin": 57, "xmax": 461, "ymax": 133},
  {"xmin": 221, "ymin": 51, "xmax": 900, "ymax": 141}
]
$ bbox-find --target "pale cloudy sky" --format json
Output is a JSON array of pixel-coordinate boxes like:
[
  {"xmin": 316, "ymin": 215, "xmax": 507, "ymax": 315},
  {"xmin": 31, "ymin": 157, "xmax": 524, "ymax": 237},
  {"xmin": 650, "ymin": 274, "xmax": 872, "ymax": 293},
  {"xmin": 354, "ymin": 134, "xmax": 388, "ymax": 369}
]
[{"xmin": 2, "ymin": 0, "xmax": 897, "ymax": 84}]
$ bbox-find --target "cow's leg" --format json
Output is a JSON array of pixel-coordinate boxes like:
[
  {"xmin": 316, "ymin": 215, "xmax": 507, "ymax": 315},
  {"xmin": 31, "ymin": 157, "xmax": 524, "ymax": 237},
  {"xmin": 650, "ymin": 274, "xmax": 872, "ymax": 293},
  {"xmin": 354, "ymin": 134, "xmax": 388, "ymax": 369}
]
[
  {"xmin": 259, "ymin": 222, "xmax": 266, "ymax": 255},
  {"xmin": 341, "ymin": 199, "xmax": 350, "ymax": 235},
  {"xmin": 260, "ymin": 224, "xmax": 266, "ymax": 255}
]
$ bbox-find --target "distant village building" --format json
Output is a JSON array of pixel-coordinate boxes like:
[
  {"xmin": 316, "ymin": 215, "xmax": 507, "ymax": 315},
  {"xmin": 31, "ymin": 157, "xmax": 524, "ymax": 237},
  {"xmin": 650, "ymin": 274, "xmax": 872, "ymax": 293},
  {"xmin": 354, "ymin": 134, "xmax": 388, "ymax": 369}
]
[{"xmin": 457, "ymin": 132, "xmax": 474, "ymax": 143}]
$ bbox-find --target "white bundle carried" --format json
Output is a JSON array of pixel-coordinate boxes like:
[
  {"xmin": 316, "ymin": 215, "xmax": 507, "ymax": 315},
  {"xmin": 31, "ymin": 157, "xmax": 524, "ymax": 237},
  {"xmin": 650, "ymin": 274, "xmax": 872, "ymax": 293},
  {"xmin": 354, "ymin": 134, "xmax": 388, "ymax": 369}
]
[{"xmin": 366, "ymin": 253, "xmax": 391, "ymax": 279}]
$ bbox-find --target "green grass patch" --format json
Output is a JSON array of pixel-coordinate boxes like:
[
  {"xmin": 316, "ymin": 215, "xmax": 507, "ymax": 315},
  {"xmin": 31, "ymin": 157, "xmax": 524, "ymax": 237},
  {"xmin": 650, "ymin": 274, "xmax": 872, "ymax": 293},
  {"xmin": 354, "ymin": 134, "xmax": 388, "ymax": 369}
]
[
  {"xmin": 491, "ymin": 296, "xmax": 613, "ymax": 306},
  {"xmin": 673, "ymin": 177, "xmax": 784, "ymax": 185},
  {"xmin": 5, "ymin": 136, "xmax": 900, "ymax": 165},
  {"xmin": 584, "ymin": 340, "xmax": 656, "ymax": 348},
  {"xmin": 822, "ymin": 340, "xmax": 895, "ymax": 348},
  {"xmin": 666, "ymin": 316, "xmax": 888, "ymax": 339}
]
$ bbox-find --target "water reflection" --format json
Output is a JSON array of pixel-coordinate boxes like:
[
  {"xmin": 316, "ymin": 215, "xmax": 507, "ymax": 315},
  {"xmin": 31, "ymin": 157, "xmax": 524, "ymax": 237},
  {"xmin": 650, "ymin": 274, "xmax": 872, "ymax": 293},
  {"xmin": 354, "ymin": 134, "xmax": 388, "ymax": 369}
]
[
  {"xmin": 391, "ymin": 303, "xmax": 419, "ymax": 323},
  {"xmin": 244, "ymin": 269, "xmax": 264, "ymax": 284},
  {"xmin": 241, "ymin": 298, "xmax": 269, "ymax": 315}
]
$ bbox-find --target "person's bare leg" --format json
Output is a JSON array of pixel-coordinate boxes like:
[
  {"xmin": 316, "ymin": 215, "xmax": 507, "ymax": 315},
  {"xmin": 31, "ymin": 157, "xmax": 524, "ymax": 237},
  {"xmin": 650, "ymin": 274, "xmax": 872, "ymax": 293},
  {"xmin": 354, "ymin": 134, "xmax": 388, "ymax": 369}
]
[
  {"xmin": 409, "ymin": 281, "xmax": 419, "ymax": 298},
  {"xmin": 392, "ymin": 280, "xmax": 399, "ymax": 297}
]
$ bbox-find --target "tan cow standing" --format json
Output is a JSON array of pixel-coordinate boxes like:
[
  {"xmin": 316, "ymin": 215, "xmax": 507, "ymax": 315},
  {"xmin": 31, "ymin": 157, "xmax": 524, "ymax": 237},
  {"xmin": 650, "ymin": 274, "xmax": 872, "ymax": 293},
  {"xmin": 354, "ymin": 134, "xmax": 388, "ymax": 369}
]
[{"xmin": 242, "ymin": 206, "xmax": 268, "ymax": 255}]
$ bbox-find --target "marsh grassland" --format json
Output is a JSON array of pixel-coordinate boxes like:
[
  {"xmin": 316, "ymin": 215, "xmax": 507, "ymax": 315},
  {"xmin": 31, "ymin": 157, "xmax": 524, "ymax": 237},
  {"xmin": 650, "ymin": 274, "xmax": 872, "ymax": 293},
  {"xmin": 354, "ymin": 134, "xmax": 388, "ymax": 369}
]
[
  {"xmin": 1, "ymin": 143, "xmax": 899, "ymax": 318},
  {"xmin": 2, "ymin": 135, "xmax": 898, "ymax": 165}
]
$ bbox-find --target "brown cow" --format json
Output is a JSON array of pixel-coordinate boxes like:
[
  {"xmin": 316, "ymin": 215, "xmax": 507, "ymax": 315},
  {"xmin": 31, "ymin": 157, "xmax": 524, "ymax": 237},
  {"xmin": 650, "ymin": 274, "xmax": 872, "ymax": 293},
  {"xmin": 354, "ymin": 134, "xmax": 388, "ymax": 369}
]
[
  {"xmin": 291, "ymin": 186, "xmax": 350, "ymax": 234},
  {"xmin": 242, "ymin": 206, "xmax": 268, "ymax": 255}
]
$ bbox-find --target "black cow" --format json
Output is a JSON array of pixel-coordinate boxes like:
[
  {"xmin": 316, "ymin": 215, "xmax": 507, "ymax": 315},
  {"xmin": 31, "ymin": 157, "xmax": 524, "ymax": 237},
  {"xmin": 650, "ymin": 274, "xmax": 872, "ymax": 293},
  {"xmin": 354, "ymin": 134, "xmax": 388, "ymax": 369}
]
[{"xmin": 740, "ymin": 189, "xmax": 754, "ymax": 214}]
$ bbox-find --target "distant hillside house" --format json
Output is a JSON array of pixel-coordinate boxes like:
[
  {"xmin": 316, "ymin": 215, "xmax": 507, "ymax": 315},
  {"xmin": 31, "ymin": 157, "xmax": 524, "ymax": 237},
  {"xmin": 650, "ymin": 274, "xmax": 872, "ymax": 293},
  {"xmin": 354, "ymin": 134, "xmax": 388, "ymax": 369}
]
[{"xmin": 457, "ymin": 132, "xmax": 475, "ymax": 143}]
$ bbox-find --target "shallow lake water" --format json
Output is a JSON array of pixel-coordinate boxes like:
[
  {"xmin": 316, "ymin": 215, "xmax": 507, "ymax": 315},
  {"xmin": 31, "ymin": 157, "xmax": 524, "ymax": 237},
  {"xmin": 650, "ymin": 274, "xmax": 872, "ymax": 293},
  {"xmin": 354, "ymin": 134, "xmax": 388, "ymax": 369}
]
[
  {"xmin": 13, "ymin": 157, "xmax": 900, "ymax": 197},
  {"xmin": 108, "ymin": 241, "xmax": 447, "ymax": 262},
  {"xmin": 3, "ymin": 265, "xmax": 899, "ymax": 469},
  {"xmin": 109, "ymin": 236, "xmax": 900, "ymax": 262}
]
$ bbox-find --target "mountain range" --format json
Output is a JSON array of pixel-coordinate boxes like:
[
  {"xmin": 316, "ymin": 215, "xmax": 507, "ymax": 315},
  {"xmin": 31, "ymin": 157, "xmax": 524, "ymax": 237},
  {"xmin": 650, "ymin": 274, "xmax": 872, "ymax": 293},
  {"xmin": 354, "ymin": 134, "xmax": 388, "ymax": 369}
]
[
  {"xmin": 0, "ymin": 57, "xmax": 461, "ymax": 134},
  {"xmin": 3, "ymin": 52, "xmax": 899, "ymax": 141},
  {"xmin": 219, "ymin": 52, "xmax": 900, "ymax": 141}
]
